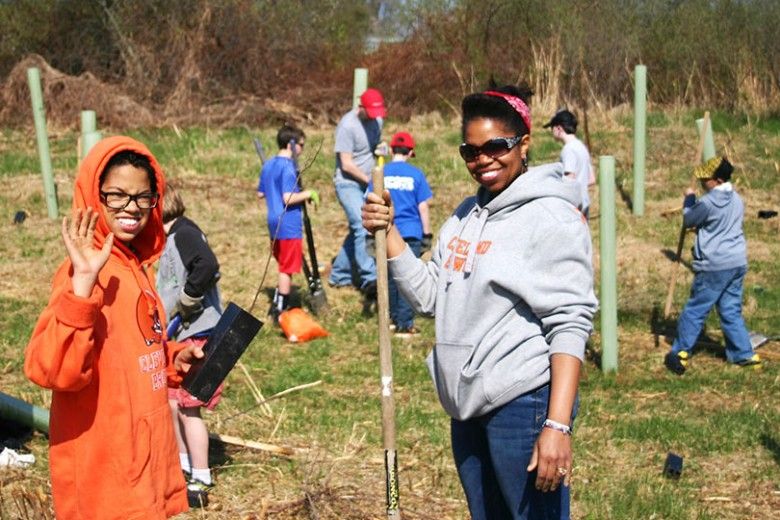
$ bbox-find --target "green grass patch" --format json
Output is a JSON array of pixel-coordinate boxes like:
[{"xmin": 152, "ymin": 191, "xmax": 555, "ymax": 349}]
[{"xmin": 1, "ymin": 113, "xmax": 779, "ymax": 518}]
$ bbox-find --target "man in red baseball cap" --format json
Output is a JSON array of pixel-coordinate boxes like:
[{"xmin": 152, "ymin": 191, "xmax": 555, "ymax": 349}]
[
  {"xmin": 329, "ymin": 87, "xmax": 387, "ymax": 298},
  {"xmin": 359, "ymin": 88, "xmax": 386, "ymax": 119}
]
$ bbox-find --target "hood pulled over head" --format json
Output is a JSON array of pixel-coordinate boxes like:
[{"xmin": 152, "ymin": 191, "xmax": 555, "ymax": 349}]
[{"xmin": 74, "ymin": 136, "xmax": 166, "ymax": 265}]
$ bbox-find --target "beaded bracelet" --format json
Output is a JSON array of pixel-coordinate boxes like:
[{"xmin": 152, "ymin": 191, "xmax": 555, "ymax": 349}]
[{"xmin": 543, "ymin": 418, "xmax": 572, "ymax": 436}]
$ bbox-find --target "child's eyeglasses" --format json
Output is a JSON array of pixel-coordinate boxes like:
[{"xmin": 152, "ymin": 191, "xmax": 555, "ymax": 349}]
[
  {"xmin": 100, "ymin": 191, "xmax": 159, "ymax": 210},
  {"xmin": 459, "ymin": 135, "xmax": 523, "ymax": 162}
]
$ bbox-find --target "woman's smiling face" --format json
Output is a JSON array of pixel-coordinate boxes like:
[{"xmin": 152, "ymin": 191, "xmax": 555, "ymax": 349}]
[
  {"xmin": 99, "ymin": 164, "xmax": 154, "ymax": 244},
  {"xmin": 462, "ymin": 118, "xmax": 530, "ymax": 194}
]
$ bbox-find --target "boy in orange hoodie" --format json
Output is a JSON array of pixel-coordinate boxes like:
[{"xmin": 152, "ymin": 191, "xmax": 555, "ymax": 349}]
[{"xmin": 25, "ymin": 136, "xmax": 201, "ymax": 519}]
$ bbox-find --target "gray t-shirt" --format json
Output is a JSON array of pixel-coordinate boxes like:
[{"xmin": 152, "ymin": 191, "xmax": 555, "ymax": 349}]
[
  {"xmin": 560, "ymin": 137, "xmax": 592, "ymax": 210},
  {"xmin": 334, "ymin": 109, "xmax": 382, "ymax": 184}
]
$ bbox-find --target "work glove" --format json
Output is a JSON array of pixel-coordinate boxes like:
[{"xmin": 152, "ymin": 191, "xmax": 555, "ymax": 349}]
[
  {"xmin": 421, "ymin": 233, "xmax": 433, "ymax": 254},
  {"xmin": 174, "ymin": 290, "xmax": 204, "ymax": 328},
  {"xmin": 308, "ymin": 189, "xmax": 320, "ymax": 208}
]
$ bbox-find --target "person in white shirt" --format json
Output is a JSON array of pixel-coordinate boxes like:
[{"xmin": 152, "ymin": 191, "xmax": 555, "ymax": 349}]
[{"xmin": 544, "ymin": 110, "xmax": 595, "ymax": 218}]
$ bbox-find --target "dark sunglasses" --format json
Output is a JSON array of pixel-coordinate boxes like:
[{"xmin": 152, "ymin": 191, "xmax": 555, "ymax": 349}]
[
  {"xmin": 100, "ymin": 191, "xmax": 159, "ymax": 210},
  {"xmin": 459, "ymin": 135, "xmax": 523, "ymax": 162}
]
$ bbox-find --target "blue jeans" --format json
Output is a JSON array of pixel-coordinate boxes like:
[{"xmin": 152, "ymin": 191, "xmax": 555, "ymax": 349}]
[
  {"xmin": 329, "ymin": 179, "xmax": 376, "ymax": 289},
  {"xmin": 451, "ymin": 384, "xmax": 575, "ymax": 520},
  {"xmin": 389, "ymin": 238, "xmax": 421, "ymax": 329},
  {"xmin": 671, "ymin": 266, "xmax": 754, "ymax": 363}
]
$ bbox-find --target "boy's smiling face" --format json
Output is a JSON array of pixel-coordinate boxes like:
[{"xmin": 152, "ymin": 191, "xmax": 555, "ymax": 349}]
[{"xmin": 100, "ymin": 164, "xmax": 154, "ymax": 244}]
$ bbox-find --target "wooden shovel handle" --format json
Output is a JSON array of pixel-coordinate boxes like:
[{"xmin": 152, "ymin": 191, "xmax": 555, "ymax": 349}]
[{"xmin": 372, "ymin": 156, "xmax": 401, "ymax": 519}]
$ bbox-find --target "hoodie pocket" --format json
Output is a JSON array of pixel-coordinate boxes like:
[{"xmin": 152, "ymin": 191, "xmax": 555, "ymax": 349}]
[
  {"xmin": 428, "ymin": 341, "xmax": 483, "ymax": 419},
  {"xmin": 129, "ymin": 413, "xmax": 153, "ymax": 485}
]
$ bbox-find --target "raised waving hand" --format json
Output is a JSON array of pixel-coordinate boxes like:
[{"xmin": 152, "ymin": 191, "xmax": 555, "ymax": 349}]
[{"xmin": 61, "ymin": 208, "xmax": 114, "ymax": 297}]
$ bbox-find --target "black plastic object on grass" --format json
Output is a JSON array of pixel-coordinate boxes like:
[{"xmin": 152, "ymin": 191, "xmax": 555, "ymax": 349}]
[
  {"xmin": 663, "ymin": 452, "xmax": 684, "ymax": 479},
  {"xmin": 181, "ymin": 302, "xmax": 262, "ymax": 402},
  {"xmin": 13, "ymin": 211, "xmax": 27, "ymax": 224},
  {"xmin": 757, "ymin": 210, "xmax": 777, "ymax": 219}
]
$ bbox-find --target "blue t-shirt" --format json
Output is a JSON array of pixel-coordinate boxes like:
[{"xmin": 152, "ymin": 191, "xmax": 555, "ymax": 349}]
[
  {"xmin": 369, "ymin": 161, "xmax": 433, "ymax": 239},
  {"xmin": 258, "ymin": 156, "xmax": 302, "ymax": 239}
]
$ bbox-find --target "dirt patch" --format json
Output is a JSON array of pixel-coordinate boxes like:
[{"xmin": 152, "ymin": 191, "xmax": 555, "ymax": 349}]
[{"xmin": 0, "ymin": 55, "xmax": 155, "ymax": 130}]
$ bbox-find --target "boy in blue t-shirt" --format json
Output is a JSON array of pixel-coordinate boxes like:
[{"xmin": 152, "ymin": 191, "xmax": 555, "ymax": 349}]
[
  {"xmin": 664, "ymin": 156, "xmax": 761, "ymax": 374},
  {"xmin": 371, "ymin": 131, "xmax": 433, "ymax": 336},
  {"xmin": 257, "ymin": 124, "xmax": 319, "ymax": 322}
]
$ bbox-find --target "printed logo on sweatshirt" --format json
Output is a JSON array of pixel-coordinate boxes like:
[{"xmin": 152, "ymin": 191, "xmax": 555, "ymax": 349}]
[
  {"xmin": 443, "ymin": 236, "xmax": 492, "ymax": 272},
  {"xmin": 384, "ymin": 176, "xmax": 415, "ymax": 191},
  {"xmin": 138, "ymin": 346, "xmax": 168, "ymax": 392},
  {"xmin": 138, "ymin": 348, "xmax": 165, "ymax": 374},
  {"xmin": 135, "ymin": 293, "xmax": 163, "ymax": 347},
  {"xmin": 151, "ymin": 370, "xmax": 166, "ymax": 391}
]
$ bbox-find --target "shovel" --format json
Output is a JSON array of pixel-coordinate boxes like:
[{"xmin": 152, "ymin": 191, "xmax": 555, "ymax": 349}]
[{"xmin": 290, "ymin": 138, "xmax": 329, "ymax": 314}]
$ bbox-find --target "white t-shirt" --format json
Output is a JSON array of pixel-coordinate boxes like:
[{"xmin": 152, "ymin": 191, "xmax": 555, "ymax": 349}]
[{"xmin": 560, "ymin": 137, "xmax": 592, "ymax": 210}]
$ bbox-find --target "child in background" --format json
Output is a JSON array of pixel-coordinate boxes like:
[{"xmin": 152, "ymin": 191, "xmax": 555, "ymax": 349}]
[
  {"xmin": 257, "ymin": 124, "xmax": 319, "ymax": 322},
  {"xmin": 25, "ymin": 136, "xmax": 200, "ymax": 519},
  {"xmin": 157, "ymin": 183, "xmax": 224, "ymax": 507},
  {"xmin": 371, "ymin": 131, "xmax": 433, "ymax": 336},
  {"xmin": 664, "ymin": 156, "xmax": 761, "ymax": 374}
]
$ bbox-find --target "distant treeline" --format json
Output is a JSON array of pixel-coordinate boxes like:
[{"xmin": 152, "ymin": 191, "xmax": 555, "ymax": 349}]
[{"xmin": 1, "ymin": 0, "xmax": 778, "ymax": 121}]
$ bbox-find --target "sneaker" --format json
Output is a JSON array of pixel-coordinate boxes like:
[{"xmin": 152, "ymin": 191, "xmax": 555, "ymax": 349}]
[
  {"xmin": 267, "ymin": 307, "xmax": 281, "ymax": 327},
  {"xmin": 734, "ymin": 354, "xmax": 762, "ymax": 369},
  {"xmin": 186, "ymin": 479, "xmax": 214, "ymax": 508},
  {"xmin": 664, "ymin": 351, "xmax": 689, "ymax": 375},
  {"xmin": 394, "ymin": 326, "xmax": 419, "ymax": 338}
]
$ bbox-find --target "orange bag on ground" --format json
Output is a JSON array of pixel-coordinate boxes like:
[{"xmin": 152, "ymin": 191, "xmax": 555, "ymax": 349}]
[{"xmin": 278, "ymin": 308, "xmax": 329, "ymax": 343}]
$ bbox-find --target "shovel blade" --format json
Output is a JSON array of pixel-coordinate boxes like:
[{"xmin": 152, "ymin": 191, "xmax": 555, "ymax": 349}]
[
  {"xmin": 749, "ymin": 331, "xmax": 769, "ymax": 350},
  {"xmin": 309, "ymin": 289, "xmax": 329, "ymax": 315}
]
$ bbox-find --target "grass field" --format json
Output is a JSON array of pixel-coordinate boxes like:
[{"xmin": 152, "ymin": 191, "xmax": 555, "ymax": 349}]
[{"xmin": 1, "ymin": 107, "xmax": 779, "ymax": 519}]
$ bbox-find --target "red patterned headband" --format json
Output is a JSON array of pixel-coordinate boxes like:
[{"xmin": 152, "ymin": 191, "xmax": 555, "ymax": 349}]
[{"xmin": 483, "ymin": 91, "xmax": 532, "ymax": 132}]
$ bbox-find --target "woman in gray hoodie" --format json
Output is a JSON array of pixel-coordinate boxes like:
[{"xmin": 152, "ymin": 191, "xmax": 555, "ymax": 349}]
[{"xmin": 363, "ymin": 84, "xmax": 597, "ymax": 520}]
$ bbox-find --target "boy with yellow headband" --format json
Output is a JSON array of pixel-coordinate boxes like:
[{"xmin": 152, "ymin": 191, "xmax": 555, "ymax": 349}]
[{"xmin": 664, "ymin": 156, "xmax": 761, "ymax": 374}]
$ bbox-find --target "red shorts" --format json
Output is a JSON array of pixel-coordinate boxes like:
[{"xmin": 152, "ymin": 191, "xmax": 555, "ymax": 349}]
[
  {"xmin": 273, "ymin": 238, "xmax": 303, "ymax": 274},
  {"xmin": 167, "ymin": 337, "xmax": 224, "ymax": 410}
]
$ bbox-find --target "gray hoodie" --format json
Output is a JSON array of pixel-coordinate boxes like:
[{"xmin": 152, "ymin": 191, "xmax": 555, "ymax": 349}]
[
  {"xmin": 683, "ymin": 183, "xmax": 747, "ymax": 272},
  {"xmin": 389, "ymin": 163, "xmax": 597, "ymax": 420}
]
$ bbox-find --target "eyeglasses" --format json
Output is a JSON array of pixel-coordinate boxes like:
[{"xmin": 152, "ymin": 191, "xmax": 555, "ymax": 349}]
[
  {"xmin": 100, "ymin": 191, "xmax": 159, "ymax": 210},
  {"xmin": 459, "ymin": 135, "xmax": 523, "ymax": 162}
]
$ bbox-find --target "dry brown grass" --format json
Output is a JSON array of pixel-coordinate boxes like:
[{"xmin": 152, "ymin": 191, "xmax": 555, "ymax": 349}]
[{"xmin": 1, "ymin": 105, "xmax": 779, "ymax": 519}]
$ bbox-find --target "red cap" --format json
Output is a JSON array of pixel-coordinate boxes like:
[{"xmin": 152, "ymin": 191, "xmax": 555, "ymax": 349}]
[
  {"xmin": 390, "ymin": 131, "xmax": 415, "ymax": 150},
  {"xmin": 359, "ymin": 88, "xmax": 386, "ymax": 119}
]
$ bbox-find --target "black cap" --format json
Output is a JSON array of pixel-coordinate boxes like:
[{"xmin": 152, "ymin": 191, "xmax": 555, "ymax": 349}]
[{"xmin": 543, "ymin": 109, "xmax": 578, "ymax": 130}]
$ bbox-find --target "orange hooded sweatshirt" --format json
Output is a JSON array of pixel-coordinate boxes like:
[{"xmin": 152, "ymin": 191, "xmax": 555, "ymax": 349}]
[{"xmin": 25, "ymin": 136, "xmax": 189, "ymax": 519}]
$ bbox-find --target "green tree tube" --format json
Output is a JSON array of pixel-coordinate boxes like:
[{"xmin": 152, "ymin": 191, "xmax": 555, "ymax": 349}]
[
  {"xmin": 27, "ymin": 67, "xmax": 58, "ymax": 218},
  {"xmin": 632, "ymin": 65, "xmax": 647, "ymax": 217},
  {"xmin": 353, "ymin": 68, "xmax": 368, "ymax": 109},
  {"xmin": 599, "ymin": 156, "xmax": 619, "ymax": 372},
  {"xmin": 696, "ymin": 118, "xmax": 716, "ymax": 161}
]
